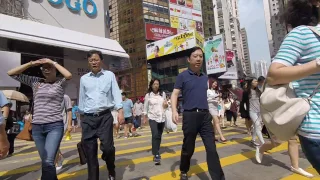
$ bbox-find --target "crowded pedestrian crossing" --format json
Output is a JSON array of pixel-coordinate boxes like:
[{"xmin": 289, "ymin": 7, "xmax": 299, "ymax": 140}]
[{"xmin": 0, "ymin": 121, "xmax": 317, "ymax": 180}]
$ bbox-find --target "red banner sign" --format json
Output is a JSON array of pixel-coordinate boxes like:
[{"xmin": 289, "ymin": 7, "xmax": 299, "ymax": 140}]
[
  {"xmin": 145, "ymin": 23, "xmax": 178, "ymax": 41},
  {"xmin": 226, "ymin": 50, "xmax": 235, "ymax": 62}
]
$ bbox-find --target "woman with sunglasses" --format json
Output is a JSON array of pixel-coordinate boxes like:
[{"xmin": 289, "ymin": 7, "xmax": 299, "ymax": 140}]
[{"xmin": 8, "ymin": 58, "xmax": 72, "ymax": 180}]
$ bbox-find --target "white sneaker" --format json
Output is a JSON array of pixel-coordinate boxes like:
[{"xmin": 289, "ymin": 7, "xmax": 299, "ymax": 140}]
[
  {"xmin": 290, "ymin": 166, "xmax": 314, "ymax": 178},
  {"xmin": 255, "ymin": 146, "xmax": 263, "ymax": 164},
  {"xmin": 56, "ymin": 156, "xmax": 64, "ymax": 171}
]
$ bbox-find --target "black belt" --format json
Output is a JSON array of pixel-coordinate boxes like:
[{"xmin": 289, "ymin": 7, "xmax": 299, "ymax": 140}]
[
  {"xmin": 184, "ymin": 108, "xmax": 209, "ymax": 112},
  {"xmin": 84, "ymin": 109, "xmax": 110, "ymax": 117}
]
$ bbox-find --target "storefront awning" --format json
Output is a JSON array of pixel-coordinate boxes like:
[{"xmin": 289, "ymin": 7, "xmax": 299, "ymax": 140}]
[{"xmin": 0, "ymin": 14, "xmax": 129, "ymax": 59}]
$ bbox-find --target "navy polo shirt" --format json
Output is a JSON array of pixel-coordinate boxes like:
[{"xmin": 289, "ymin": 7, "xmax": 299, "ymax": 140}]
[{"xmin": 174, "ymin": 69, "xmax": 209, "ymax": 110}]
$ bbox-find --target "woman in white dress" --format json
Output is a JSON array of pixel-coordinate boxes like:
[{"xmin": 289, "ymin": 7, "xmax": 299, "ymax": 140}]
[{"xmin": 207, "ymin": 80, "xmax": 227, "ymax": 142}]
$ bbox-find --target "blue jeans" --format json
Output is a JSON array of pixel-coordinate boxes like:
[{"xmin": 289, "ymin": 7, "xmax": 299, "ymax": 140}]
[
  {"xmin": 299, "ymin": 135, "xmax": 320, "ymax": 174},
  {"xmin": 32, "ymin": 121, "xmax": 64, "ymax": 180}
]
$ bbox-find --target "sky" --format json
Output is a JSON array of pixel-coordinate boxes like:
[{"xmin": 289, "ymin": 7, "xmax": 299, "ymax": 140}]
[{"xmin": 238, "ymin": 0, "xmax": 271, "ymax": 68}]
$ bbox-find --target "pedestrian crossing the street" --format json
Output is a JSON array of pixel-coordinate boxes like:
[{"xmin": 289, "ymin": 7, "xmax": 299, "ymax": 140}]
[{"xmin": 0, "ymin": 122, "xmax": 318, "ymax": 180}]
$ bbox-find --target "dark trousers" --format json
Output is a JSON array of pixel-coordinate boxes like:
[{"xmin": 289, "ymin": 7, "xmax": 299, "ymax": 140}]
[
  {"xmin": 82, "ymin": 112, "xmax": 115, "ymax": 180},
  {"xmin": 180, "ymin": 111, "xmax": 225, "ymax": 180},
  {"xmin": 7, "ymin": 134, "xmax": 17, "ymax": 155},
  {"xmin": 149, "ymin": 120, "xmax": 165, "ymax": 156},
  {"xmin": 226, "ymin": 110, "xmax": 237, "ymax": 122}
]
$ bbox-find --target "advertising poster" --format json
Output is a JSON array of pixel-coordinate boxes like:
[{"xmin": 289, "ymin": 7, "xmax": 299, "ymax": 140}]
[
  {"xmin": 179, "ymin": 18, "xmax": 189, "ymax": 31},
  {"xmin": 188, "ymin": 20, "xmax": 196, "ymax": 31},
  {"xmin": 170, "ymin": 0, "xmax": 177, "ymax": 3},
  {"xmin": 169, "ymin": 0, "xmax": 203, "ymax": 34},
  {"xmin": 146, "ymin": 30, "xmax": 204, "ymax": 60},
  {"xmin": 204, "ymin": 34, "xmax": 227, "ymax": 75},
  {"xmin": 170, "ymin": 16, "xmax": 179, "ymax": 28},
  {"xmin": 145, "ymin": 23, "xmax": 178, "ymax": 41},
  {"xmin": 186, "ymin": 0, "xmax": 193, "ymax": 8},
  {"xmin": 177, "ymin": 0, "xmax": 186, "ymax": 6},
  {"xmin": 196, "ymin": 21, "xmax": 203, "ymax": 32},
  {"xmin": 193, "ymin": 0, "xmax": 201, "ymax": 11},
  {"xmin": 219, "ymin": 50, "xmax": 238, "ymax": 79}
]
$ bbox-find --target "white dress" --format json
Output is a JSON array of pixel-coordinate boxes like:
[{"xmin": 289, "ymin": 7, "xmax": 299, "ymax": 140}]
[{"xmin": 207, "ymin": 89, "xmax": 219, "ymax": 116}]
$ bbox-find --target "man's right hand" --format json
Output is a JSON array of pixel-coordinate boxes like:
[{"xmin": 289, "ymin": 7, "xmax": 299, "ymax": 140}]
[
  {"xmin": 143, "ymin": 116, "xmax": 148, "ymax": 124},
  {"xmin": 0, "ymin": 127, "xmax": 9, "ymax": 159},
  {"xmin": 172, "ymin": 111, "xmax": 179, "ymax": 125}
]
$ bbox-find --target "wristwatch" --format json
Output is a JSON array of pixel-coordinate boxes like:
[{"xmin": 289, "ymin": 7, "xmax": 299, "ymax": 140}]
[{"xmin": 52, "ymin": 62, "xmax": 58, "ymax": 66}]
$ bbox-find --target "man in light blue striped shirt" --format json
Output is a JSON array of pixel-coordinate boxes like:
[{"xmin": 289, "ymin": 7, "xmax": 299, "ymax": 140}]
[{"xmin": 78, "ymin": 50, "xmax": 124, "ymax": 180}]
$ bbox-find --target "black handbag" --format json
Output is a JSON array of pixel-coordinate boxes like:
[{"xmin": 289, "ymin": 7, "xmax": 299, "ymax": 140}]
[{"xmin": 77, "ymin": 141, "xmax": 87, "ymax": 165}]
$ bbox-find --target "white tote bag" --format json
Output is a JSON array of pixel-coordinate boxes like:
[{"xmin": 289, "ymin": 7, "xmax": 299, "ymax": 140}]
[{"xmin": 162, "ymin": 92, "xmax": 177, "ymax": 132}]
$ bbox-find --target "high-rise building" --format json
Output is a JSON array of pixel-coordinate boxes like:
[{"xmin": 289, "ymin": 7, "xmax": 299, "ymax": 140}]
[
  {"xmin": 212, "ymin": 0, "xmax": 244, "ymax": 64},
  {"xmin": 109, "ymin": 0, "xmax": 205, "ymax": 97},
  {"xmin": 263, "ymin": 0, "xmax": 275, "ymax": 58},
  {"xmin": 254, "ymin": 60, "xmax": 268, "ymax": 78},
  {"xmin": 201, "ymin": 0, "xmax": 216, "ymax": 38},
  {"xmin": 109, "ymin": 0, "xmax": 150, "ymax": 97},
  {"xmin": 267, "ymin": 0, "xmax": 288, "ymax": 57},
  {"xmin": 240, "ymin": 28, "xmax": 252, "ymax": 76}
]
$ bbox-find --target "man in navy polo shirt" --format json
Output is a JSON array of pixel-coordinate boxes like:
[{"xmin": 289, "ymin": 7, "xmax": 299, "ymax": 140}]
[{"xmin": 171, "ymin": 46, "xmax": 225, "ymax": 180}]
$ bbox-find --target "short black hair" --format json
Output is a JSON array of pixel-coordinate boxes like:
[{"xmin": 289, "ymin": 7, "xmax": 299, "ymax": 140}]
[
  {"xmin": 186, "ymin": 46, "xmax": 203, "ymax": 58},
  {"xmin": 121, "ymin": 92, "xmax": 127, "ymax": 96},
  {"xmin": 87, "ymin": 50, "xmax": 103, "ymax": 60},
  {"xmin": 258, "ymin": 76, "xmax": 265, "ymax": 83}
]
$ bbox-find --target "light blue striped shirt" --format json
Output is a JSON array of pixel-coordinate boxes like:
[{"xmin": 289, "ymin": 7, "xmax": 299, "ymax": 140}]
[
  {"xmin": 78, "ymin": 69, "xmax": 123, "ymax": 114},
  {"xmin": 273, "ymin": 25, "xmax": 320, "ymax": 139}
]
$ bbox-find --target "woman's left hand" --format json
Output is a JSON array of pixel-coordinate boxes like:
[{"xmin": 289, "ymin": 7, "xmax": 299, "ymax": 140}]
[{"xmin": 163, "ymin": 100, "xmax": 168, "ymax": 109}]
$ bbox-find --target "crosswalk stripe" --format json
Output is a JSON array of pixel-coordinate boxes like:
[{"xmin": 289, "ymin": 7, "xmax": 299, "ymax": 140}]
[
  {"xmin": 13, "ymin": 127, "xmax": 241, "ymax": 156},
  {"xmin": 14, "ymin": 130, "xmax": 185, "ymax": 154},
  {"xmin": 8, "ymin": 134, "xmax": 184, "ymax": 159},
  {"xmin": 280, "ymin": 166, "xmax": 319, "ymax": 180},
  {"xmin": 0, "ymin": 131, "xmax": 244, "ymax": 176},
  {"xmin": 13, "ymin": 127, "xmax": 176, "ymax": 146},
  {"xmin": 58, "ymin": 134, "xmax": 251, "ymax": 179},
  {"xmin": 149, "ymin": 142, "xmax": 289, "ymax": 179}
]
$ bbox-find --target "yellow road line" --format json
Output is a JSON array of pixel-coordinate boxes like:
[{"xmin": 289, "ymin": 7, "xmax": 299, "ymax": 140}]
[
  {"xmin": 58, "ymin": 133, "xmax": 250, "ymax": 179},
  {"xmin": 13, "ymin": 134, "xmax": 184, "ymax": 157},
  {"xmin": 149, "ymin": 142, "xmax": 289, "ymax": 179},
  {"xmin": 0, "ymin": 131, "xmax": 243, "ymax": 177},
  {"xmin": 280, "ymin": 166, "xmax": 320, "ymax": 180},
  {"xmin": 14, "ymin": 127, "xmax": 186, "ymax": 147},
  {"xmin": 14, "ymin": 129, "xmax": 184, "ymax": 154},
  {"xmin": 14, "ymin": 127, "xmax": 239, "ymax": 155}
]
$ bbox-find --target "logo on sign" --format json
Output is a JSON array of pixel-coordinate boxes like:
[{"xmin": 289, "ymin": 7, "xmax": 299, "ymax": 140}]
[{"xmin": 48, "ymin": 0, "xmax": 97, "ymax": 17}]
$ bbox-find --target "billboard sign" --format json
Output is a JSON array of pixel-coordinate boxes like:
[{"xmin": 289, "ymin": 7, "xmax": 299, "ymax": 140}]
[
  {"xmin": 146, "ymin": 30, "xmax": 204, "ymax": 60},
  {"xmin": 219, "ymin": 50, "xmax": 239, "ymax": 79},
  {"xmin": 145, "ymin": 23, "xmax": 178, "ymax": 41},
  {"xmin": 169, "ymin": 0, "xmax": 203, "ymax": 34},
  {"xmin": 204, "ymin": 34, "xmax": 227, "ymax": 75}
]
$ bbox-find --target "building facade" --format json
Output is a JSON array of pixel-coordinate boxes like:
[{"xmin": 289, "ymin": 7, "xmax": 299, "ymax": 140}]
[
  {"xmin": 254, "ymin": 60, "xmax": 268, "ymax": 78},
  {"xmin": 240, "ymin": 28, "xmax": 252, "ymax": 76},
  {"xmin": 201, "ymin": 0, "xmax": 216, "ymax": 38},
  {"xmin": 263, "ymin": 0, "xmax": 275, "ymax": 58},
  {"xmin": 109, "ymin": 0, "xmax": 205, "ymax": 97},
  {"xmin": 0, "ymin": 0, "xmax": 129, "ymax": 100},
  {"xmin": 266, "ymin": 0, "xmax": 288, "ymax": 58}
]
